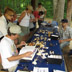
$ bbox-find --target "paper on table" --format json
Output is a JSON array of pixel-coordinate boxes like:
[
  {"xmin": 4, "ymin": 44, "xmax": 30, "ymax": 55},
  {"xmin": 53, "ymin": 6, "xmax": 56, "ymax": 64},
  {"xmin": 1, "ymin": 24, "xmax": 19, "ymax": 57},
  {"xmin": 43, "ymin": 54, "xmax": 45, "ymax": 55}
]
[
  {"xmin": 19, "ymin": 46, "xmax": 37, "ymax": 60},
  {"xmin": 17, "ymin": 70, "xmax": 33, "ymax": 72},
  {"xmin": 41, "ymin": 22, "xmax": 47, "ymax": 26},
  {"xmin": 17, "ymin": 70, "xmax": 25, "ymax": 72},
  {"xmin": 48, "ymin": 55, "xmax": 62, "ymax": 59},
  {"xmin": 51, "ymin": 35, "xmax": 58, "ymax": 37},
  {"xmin": 33, "ymin": 67, "xmax": 49, "ymax": 72},
  {"xmin": 53, "ymin": 70, "xmax": 65, "ymax": 72}
]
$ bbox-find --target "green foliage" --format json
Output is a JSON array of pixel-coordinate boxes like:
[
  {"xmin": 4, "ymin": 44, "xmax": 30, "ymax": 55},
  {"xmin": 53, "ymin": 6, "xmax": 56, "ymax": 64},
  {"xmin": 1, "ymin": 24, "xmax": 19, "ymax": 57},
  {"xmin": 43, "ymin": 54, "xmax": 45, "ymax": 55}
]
[
  {"xmin": 0, "ymin": 0, "xmax": 31, "ymax": 14},
  {"xmin": 0, "ymin": 0, "xmax": 67, "ymax": 19}
]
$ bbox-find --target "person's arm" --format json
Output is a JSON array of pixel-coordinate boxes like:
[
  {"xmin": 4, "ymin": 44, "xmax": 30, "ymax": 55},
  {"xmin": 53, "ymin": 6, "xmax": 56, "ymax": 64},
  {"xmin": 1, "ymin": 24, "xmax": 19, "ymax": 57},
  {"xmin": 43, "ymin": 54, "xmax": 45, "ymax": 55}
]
[
  {"xmin": 44, "ymin": 11, "xmax": 47, "ymax": 16},
  {"xmin": 59, "ymin": 39, "xmax": 72, "ymax": 43},
  {"xmin": 0, "ymin": 55, "xmax": 2, "ymax": 64},
  {"xmin": 43, "ymin": 7, "xmax": 47, "ymax": 17},
  {"xmin": 38, "ymin": 18, "xmax": 44, "ymax": 21},
  {"xmin": 7, "ymin": 51, "xmax": 33, "ymax": 61},
  {"xmin": 16, "ymin": 41, "xmax": 26, "ymax": 48},
  {"xmin": 18, "ymin": 11, "xmax": 26, "ymax": 23}
]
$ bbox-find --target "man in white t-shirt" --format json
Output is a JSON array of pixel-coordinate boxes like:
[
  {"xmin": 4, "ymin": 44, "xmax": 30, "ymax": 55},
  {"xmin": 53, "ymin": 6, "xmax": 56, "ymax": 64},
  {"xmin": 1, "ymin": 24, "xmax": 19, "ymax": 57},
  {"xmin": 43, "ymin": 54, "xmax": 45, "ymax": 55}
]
[
  {"xmin": 0, "ymin": 31, "xmax": 4, "ymax": 69},
  {"xmin": 0, "ymin": 25, "xmax": 33, "ymax": 72}
]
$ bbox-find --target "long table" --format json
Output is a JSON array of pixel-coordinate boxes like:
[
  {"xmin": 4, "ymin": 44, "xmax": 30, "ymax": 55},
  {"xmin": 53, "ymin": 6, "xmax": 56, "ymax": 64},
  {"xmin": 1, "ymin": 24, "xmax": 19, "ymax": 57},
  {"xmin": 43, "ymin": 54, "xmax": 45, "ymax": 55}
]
[{"xmin": 15, "ymin": 24, "xmax": 65, "ymax": 72}]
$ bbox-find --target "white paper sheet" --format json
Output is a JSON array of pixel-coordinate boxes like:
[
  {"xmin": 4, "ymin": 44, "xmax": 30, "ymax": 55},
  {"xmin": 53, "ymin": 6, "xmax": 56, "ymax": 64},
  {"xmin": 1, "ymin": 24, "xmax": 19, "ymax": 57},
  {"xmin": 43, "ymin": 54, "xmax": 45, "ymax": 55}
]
[
  {"xmin": 19, "ymin": 46, "xmax": 37, "ymax": 60},
  {"xmin": 33, "ymin": 67, "xmax": 49, "ymax": 72},
  {"xmin": 53, "ymin": 70, "xmax": 65, "ymax": 72},
  {"xmin": 48, "ymin": 55, "xmax": 62, "ymax": 59}
]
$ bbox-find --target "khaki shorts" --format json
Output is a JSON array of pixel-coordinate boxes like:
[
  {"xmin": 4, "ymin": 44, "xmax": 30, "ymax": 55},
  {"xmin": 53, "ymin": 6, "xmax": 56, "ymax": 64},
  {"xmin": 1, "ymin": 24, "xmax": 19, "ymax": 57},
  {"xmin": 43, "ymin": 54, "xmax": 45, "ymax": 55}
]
[
  {"xmin": 20, "ymin": 26, "xmax": 30, "ymax": 36},
  {"xmin": 8, "ymin": 65, "xmax": 18, "ymax": 72}
]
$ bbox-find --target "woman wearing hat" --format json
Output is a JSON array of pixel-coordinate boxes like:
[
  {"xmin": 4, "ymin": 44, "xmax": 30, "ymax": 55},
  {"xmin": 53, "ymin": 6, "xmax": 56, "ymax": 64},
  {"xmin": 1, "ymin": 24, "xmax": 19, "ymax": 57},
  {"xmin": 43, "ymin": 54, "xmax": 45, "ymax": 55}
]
[{"xmin": 18, "ymin": 5, "xmax": 33, "ymax": 42}]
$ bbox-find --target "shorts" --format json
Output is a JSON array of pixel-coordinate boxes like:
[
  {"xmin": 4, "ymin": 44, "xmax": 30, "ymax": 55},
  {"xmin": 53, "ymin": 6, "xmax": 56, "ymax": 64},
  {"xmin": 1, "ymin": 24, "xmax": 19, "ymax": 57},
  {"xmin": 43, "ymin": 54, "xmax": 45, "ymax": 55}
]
[{"xmin": 20, "ymin": 26, "xmax": 30, "ymax": 36}]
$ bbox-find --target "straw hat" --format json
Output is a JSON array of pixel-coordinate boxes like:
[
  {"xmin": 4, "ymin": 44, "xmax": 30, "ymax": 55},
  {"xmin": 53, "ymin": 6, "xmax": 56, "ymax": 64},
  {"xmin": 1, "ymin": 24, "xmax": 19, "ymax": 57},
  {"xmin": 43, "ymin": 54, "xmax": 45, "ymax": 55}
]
[{"xmin": 27, "ymin": 5, "xmax": 33, "ymax": 11}]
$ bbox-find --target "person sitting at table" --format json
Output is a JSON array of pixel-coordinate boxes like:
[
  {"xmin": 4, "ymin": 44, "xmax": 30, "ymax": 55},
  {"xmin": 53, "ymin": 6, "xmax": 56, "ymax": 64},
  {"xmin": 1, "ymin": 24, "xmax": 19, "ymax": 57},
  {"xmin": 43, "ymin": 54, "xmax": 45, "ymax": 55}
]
[
  {"xmin": 0, "ymin": 7, "xmax": 15, "ymax": 36},
  {"xmin": 0, "ymin": 25, "xmax": 33, "ymax": 72},
  {"xmin": 8, "ymin": 22, "xmax": 27, "ymax": 53},
  {"xmin": 18, "ymin": 5, "xmax": 33, "ymax": 42},
  {"xmin": 59, "ymin": 19, "xmax": 72, "ymax": 50}
]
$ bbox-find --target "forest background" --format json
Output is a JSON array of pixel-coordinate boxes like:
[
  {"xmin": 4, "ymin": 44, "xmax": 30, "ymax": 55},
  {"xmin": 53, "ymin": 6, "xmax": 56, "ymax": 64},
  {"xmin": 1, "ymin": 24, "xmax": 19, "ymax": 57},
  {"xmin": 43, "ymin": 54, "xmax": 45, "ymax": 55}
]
[{"xmin": 0, "ymin": 0, "xmax": 72, "ymax": 26}]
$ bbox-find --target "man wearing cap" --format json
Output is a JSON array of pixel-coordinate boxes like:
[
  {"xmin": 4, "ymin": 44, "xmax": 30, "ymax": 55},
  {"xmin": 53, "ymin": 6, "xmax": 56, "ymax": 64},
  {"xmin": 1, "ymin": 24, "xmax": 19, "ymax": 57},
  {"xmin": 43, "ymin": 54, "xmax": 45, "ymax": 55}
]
[
  {"xmin": 59, "ymin": 19, "xmax": 72, "ymax": 50},
  {"xmin": 0, "ymin": 25, "xmax": 33, "ymax": 72}
]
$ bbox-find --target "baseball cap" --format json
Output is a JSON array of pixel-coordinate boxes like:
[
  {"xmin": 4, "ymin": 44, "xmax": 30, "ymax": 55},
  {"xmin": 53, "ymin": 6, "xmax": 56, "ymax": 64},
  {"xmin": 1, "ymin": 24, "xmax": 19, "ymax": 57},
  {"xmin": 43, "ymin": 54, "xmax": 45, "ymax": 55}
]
[
  {"xmin": 9, "ymin": 25, "xmax": 22, "ymax": 34},
  {"xmin": 61, "ymin": 19, "xmax": 68, "ymax": 23},
  {"xmin": 0, "ymin": 31, "xmax": 4, "ymax": 38}
]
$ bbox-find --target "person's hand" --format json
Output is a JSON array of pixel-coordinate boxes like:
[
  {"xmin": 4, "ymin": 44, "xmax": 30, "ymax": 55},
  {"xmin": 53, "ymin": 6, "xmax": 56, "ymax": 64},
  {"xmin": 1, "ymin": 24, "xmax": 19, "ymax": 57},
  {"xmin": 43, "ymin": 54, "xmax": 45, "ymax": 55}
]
[
  {"xmin": 59, "ymin": 40, "xmax": 64, "ymax": 43},
  {"xmin": 30, "ymin": 19, "xmax": 33, "ymax": 22},
  {"xmin": 20, "ymin": 41, "xmax": 26, "ymax": 46},
  {"xmin": 16, "ymin": 41, "xmax": 27, "ymax": 48},
  {"xmin": 23, "ymin": 51, "xmax": 33, "ymax": 57},
  {"xmin": 35, "ymin": 18, "xmax": 38, "ymax": 22}
]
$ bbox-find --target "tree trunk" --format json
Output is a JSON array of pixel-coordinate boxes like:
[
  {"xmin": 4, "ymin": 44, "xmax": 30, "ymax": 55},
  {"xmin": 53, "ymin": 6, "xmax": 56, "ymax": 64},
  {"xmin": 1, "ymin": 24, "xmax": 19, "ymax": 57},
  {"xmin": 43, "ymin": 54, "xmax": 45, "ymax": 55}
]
[
  {"xmin": 53, "ymin": 0, "xmax": 65, "ymax": 27},
  {"xmin": 67, "ymin": 0, "xmax": 72, "ymax": 25},
  {"xmin": 53, "ymin": 0, "xmax": 58, "ymax": 20},
  {"xmin": 31, "ymin": 0, "xmax": 38, "ymax": 10},
  {"xmin": 0, "ymin": 6, "xmax": 2, "ymax": 17}
]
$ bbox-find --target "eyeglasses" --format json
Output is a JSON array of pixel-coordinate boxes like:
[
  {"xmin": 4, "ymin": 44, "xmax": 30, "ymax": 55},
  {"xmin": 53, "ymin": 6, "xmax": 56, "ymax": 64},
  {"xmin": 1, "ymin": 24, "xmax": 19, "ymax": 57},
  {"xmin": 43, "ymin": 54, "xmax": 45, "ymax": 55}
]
[
  {"xmin": 9, "ymin": 14, "xmax": 14, "ymax": 17},
  {"xmin": 7, "ymin": 14, "xmax": 14, "ymax": 17}
]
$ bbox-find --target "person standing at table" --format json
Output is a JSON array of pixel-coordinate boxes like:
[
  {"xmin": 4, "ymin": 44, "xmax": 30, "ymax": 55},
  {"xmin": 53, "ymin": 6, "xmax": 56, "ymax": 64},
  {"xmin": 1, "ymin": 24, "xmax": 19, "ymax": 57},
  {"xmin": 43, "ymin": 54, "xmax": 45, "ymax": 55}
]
[
  {"xmin": 0, "ymin": 25, "xmax": 33, "ymax": 72},
  {"xmin": 36, "ymin": 3, "xmax": 47, "ymax": 27},
  {"xmin": 36, "ymin": 3, "xmax": 47, "ymax": 17},
  {"xmin": 18, "ymin": 5, "xmax": 33, "ymax": 42},
  {"xmin": 0, "ymin": 7, "xmax": 15, "ymax": 36},
  {"xmin": 38, "ymin": 11, "xmax": 45, "ymax": 27},
  {"xmin": 59, "ymin": 19, "xmax": 72, "ymax": 50}
]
